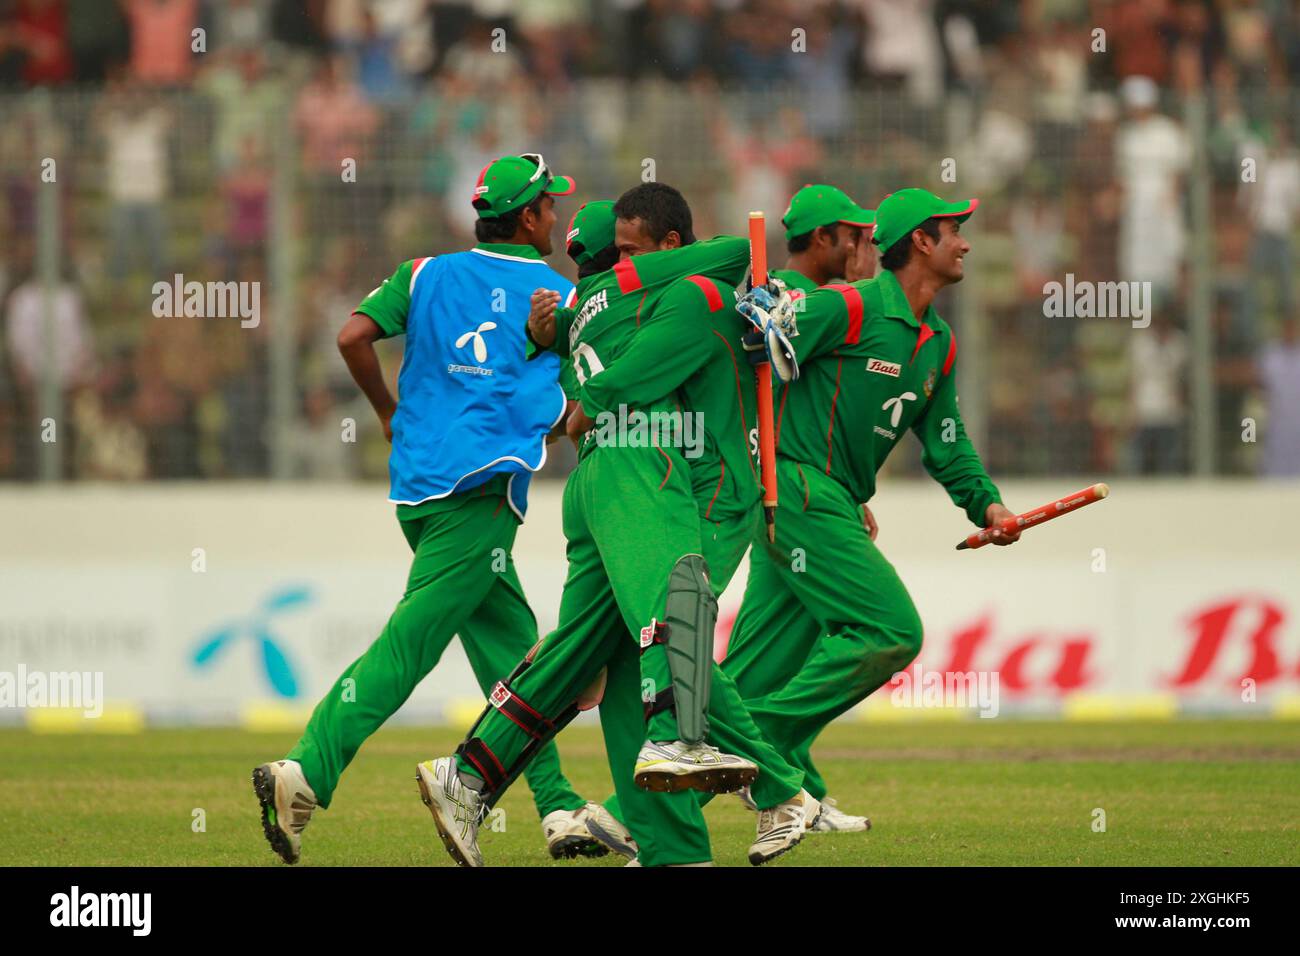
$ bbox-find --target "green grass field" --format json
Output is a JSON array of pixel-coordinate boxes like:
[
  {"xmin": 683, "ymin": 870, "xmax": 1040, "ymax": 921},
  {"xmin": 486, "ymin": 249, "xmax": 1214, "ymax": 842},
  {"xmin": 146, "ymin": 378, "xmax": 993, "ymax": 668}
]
[{"xmin": 2, "ymin": 720, "xmax": 1297, "ymax": 866}]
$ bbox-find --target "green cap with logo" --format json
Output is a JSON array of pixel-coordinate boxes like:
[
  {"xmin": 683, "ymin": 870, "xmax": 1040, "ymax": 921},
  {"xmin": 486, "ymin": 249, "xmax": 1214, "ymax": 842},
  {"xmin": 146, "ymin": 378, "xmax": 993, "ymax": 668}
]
[
  {"xmin": 472, "ymin": 153, "xmax": 576, "ymax": 219},
  {"xmin": 565, "ymin": 200, "xmax": 616, "ymax": 265},
  {"xmin": 782, "ymin": 184, "xmax": 875, "ymax": 241},
  {"xmin": 871, "ymin": 188, "xmax": 978, "ymax": 250}
]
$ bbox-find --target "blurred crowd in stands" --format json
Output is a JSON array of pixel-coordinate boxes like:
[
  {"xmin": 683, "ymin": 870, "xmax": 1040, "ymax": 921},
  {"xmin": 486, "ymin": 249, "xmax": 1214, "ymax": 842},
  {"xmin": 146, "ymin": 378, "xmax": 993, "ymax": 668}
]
[{"xmin": 1, "ymin": 0, "xmax": 1298, "ymax": 482}]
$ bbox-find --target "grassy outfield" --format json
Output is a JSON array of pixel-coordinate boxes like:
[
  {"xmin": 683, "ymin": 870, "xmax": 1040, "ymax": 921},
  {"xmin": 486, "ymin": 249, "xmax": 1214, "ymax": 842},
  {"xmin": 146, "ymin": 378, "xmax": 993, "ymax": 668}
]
[{"xmin": 2, "ymin": 720, "xmax": 1297, "ymax": 866}]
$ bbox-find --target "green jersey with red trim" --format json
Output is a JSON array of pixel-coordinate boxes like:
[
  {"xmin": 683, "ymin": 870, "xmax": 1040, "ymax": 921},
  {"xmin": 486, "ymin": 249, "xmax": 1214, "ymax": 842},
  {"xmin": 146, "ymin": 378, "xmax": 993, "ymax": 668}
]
[
  {"xmin": 776, "ymin": 268, "xmax": 1001, "ymax": 525},
  {"xmin": 579, "ymin": 273, "xmax": 762, "ymax": 520},
  {"xmin": 544, "ymin": 235, "xmax": 758, "ymax": 519}
]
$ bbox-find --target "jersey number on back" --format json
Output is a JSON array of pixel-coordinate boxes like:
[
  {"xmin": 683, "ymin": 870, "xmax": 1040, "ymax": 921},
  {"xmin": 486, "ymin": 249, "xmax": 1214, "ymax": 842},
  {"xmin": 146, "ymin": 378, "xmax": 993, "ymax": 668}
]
[{"xmin": 572, "ymin": 342, "xmax": 605, "ymax": 386}]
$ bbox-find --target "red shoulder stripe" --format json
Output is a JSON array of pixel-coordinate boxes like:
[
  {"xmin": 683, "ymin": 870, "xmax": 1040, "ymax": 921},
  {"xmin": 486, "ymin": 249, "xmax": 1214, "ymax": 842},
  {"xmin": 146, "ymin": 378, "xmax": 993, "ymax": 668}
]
[
  {"xmin": 410, "ymin": 257, "xmax": 433, "ymax": 293},
  {"xmin": 684, "ymin": 275, "xmax": 724, "ymax": 312},
  {"xmin": 825, "ymin": 283, "xmax": 864, "ymax": 344},
  {"xmin": 614, "ymin": 259, "xmax": 642, "ymax": 294},
  {"xmin": 942, "ymin": 332, "xmax": 957, "ymax": 376},
  {"xmin": 910, "ymin": 322, "xmax": 936, "ymax": 364}
]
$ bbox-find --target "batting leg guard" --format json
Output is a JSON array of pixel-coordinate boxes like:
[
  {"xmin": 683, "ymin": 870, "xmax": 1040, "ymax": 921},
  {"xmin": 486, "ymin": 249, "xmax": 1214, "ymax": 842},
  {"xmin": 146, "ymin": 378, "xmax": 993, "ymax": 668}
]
[
  {"xmin": 657, "ymin": 553, "xmax": 717, "ymax": 744},
  {"xmin": 455, "ymin": 642, "xmax": 603, "ymax": 810}
]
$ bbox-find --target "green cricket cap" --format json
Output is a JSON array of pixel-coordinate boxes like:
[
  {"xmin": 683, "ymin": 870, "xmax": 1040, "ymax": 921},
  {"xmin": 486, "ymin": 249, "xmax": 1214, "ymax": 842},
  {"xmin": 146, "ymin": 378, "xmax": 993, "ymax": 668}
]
[
  {"xmin": 871, "ymin": 188, "xmax": 978, "ymax": 250},
  {"xmin": 471, "ymin": 153, "xmax": 576, "ymax": 219},
  {"xmin": 782, "ymin": 184, "xmax": 875, "ymax": 241},
  {"xmin": 565, "ymin": 200, "xmax": 616, "ymax": 265}
]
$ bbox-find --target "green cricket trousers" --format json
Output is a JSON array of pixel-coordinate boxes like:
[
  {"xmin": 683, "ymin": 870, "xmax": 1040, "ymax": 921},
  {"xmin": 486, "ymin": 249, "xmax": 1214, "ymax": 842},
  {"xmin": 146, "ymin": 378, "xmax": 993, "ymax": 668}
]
[
  {"xmin": 287, "ymin": 476, "xmax": 585, "ymax": 819},
  {"xmin": 459, "ymin": 443, "xmax": 804, "ymax": 865},
  {"xmin": 721, "ymin": 457, "xmax": 924, "ymax": 800}
]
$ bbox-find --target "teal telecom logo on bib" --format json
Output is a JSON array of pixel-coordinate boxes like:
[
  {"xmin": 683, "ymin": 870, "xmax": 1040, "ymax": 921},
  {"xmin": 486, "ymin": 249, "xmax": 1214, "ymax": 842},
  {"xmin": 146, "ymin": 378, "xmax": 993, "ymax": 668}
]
[{"xmin": 191, "ymin": 586, "xmax": 313, "ymax": 697}]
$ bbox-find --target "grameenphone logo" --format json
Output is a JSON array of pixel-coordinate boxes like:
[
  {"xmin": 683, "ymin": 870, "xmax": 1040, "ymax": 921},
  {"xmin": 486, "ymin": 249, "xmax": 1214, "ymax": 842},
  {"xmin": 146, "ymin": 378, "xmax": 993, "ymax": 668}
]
[{"xmin": 191, "ymin": 586, "xmax": 314, "ymax": 697}]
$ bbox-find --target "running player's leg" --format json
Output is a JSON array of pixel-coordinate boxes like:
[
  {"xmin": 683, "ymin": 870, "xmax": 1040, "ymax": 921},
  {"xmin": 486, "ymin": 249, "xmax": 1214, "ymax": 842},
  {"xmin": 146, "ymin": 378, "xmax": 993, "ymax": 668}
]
[
  {"xmin": 720, "ymin": 528, "xmax": 822, "ymax": 704},
  {"xmin": 457, "ymin": 554, "xmax": 585, "ymax": 820},
  {"xmin": 597, "ymin": 636, "xmax": 712, "ymax": 866},
  {"xmin": 744, "ymin": 465, "xmax": 923, "ymax": 769},
  {"xmin": 696, "ymin": 509, "xmax": 804, "ymax": 809},
  {"xmin": 285, "ymin": 495, "xmax": 513, "ymax": 808},
  {"xmin": 420, "ymin": 474, "xmax": 629, "ymax": 866},
  {"xmin": 599, "ymin": 509, "xmax": 805, "ymax": 823},
  {"xmin": 580, "ymin": 446, "xmax": 710, "ymax": 747},
  {"xmin": 455, "ymin": 471, "xmax": 620, "ymax": 791},
  {"xmin": 427, "ymin": 462, "xmax": 718, "ymax": 864}
]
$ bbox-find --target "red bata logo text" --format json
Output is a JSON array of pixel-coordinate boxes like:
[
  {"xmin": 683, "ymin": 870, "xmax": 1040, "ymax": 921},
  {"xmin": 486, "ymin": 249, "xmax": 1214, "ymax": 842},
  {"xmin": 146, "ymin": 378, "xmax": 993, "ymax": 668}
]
[{"xmin": 911, "ymin": 596, "xmax": 1295, "ymax": 695}]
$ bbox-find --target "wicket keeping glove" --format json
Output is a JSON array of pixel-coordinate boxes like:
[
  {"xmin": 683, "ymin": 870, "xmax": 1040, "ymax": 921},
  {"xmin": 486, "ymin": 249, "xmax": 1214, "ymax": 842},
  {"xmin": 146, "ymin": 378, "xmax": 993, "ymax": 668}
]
[{"xmin": 736, "ymin": 283, "xmax": 800, "ymax": 383}]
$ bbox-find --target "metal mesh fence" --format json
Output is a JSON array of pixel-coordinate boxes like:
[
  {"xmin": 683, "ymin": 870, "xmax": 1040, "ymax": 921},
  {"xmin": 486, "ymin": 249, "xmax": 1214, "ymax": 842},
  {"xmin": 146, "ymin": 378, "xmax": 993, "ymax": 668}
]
[{"xmin": 1, "ymin": 49, "xmax": 1298, "ymax": 484}]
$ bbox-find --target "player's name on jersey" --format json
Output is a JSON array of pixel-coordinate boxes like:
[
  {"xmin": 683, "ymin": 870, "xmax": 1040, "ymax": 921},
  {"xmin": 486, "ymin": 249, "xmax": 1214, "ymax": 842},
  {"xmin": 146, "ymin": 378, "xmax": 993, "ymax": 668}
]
[
  {"xmin": 151, "ymin": 273, "xmax": 261, "ymax": 329},
  {"xmin": 1040, "ymin": 272, "xmax": 1152, "ymax": 328},
  {"xmin": 583, "ymin": 403, "xmax": 705, "ymax": 459},
  {"xmin": 569, "ymin": 288, "xmax": 608, "ymax": 351}
]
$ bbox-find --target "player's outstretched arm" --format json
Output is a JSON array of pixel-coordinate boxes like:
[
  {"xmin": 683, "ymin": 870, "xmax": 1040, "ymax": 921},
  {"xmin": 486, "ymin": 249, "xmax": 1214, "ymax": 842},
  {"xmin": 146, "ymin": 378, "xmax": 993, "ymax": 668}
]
[{"xmin": 631, "ymin": 235, "xmax": 751, "ymax": 289}]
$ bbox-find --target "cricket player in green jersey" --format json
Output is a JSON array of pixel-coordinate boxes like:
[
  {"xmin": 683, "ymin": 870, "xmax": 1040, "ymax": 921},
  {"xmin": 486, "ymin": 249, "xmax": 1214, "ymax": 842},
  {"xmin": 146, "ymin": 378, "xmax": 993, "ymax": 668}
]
[
  {"xmin": 623, "ymin": 183, "xmax": 880, "ymax": 831},
  {"xmin": 772, "ymin": 183, "xmax": 878, "ymax": 295},
  {"xmin": 723, "ymin": 182, "xmax": 880, "ymax": 831},
  {"xmin": 725, "ymin": 187, "xmax": 1021, "ymax": 828},
  {"xmin": 421, "ymin": 186, "xmax": 818, "ymax": 867},
  {"xmin": 252, "ymin": 154, "xmax": 603, "ymax": 864}
]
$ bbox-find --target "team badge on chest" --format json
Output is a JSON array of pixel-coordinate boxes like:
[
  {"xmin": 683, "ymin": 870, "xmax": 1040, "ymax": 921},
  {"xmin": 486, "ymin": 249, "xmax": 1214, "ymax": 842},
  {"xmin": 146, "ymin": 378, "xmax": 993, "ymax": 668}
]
[{"xmin": 923, "ymin": 367, "xmax": 937, "ymax": 399}]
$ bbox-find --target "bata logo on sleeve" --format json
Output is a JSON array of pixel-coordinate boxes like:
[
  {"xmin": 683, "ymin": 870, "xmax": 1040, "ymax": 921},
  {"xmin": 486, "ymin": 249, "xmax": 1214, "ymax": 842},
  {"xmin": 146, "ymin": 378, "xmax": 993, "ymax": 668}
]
[{"xmin": 867, "ymin": 358, "xmax": 902, "ymax": 377}]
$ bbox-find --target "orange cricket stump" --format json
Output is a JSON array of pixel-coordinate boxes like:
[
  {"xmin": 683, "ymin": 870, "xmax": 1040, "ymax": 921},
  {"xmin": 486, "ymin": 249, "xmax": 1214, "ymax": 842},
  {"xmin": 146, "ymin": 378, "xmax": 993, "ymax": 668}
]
[
  {"xmin": 750, "ymin": 210, "xmax": 778, "ymax": 543},
  {"xmin": 956, "ymin": 482, "xmax": 1110, "ymax": 551}
]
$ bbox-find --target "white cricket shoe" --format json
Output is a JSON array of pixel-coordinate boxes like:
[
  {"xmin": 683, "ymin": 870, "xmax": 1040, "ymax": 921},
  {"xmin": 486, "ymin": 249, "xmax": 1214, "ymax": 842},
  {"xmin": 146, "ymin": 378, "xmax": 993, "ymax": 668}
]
[
  {"xmin": 634, "ymin": 739, "xmax": 758, "ymax": 794},
  {"xmin": 583, "ymin": 802, "xmax": 639, "ymax": 859},
  {"xmin": 812, "ymin": 796, "xmax": 871, "ymax": 832},
  {"xmin": 417, "ymin": 757, "xmax": 485, "ymax": 867},
  {"xmin": 252, "ymin": 759, "xmax": 317, "ymax": 864},
  {"xmin": 542, "ymin": 803, "xmax": 609, "ymax": 860},
  {"xmin": 749, "ymin": 789, "xmax": 821, "ymax": 866}
]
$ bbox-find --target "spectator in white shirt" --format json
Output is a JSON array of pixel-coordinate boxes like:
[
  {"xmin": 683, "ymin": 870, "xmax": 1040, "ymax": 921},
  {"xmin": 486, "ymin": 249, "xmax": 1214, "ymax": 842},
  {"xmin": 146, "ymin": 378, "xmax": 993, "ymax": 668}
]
[
  {"xmin": 1116, "ymin": 76, "xmax": 1190, "ymax": 305},
  {"xmin": 98, "ymin": 82, "xmax": 172, "ymax": 280},
  {"xmin": 1129, "ymin": 310, "xmax": 1188, "ymax": 474}
]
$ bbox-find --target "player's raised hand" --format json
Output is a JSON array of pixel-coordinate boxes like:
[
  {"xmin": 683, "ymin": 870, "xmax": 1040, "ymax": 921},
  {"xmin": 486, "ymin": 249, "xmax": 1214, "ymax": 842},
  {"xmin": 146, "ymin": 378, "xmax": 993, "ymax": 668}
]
[
  {"xmin": 844, "ymin": 230, "xmax": 877, "ymax": 283},
  {"xmin": 529, "ymin": 288, "xmax": 561, "ymax": 348},
  {"xmin": 983, "ymin": 503, "xmax": 1022, "ymax": 545}
]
